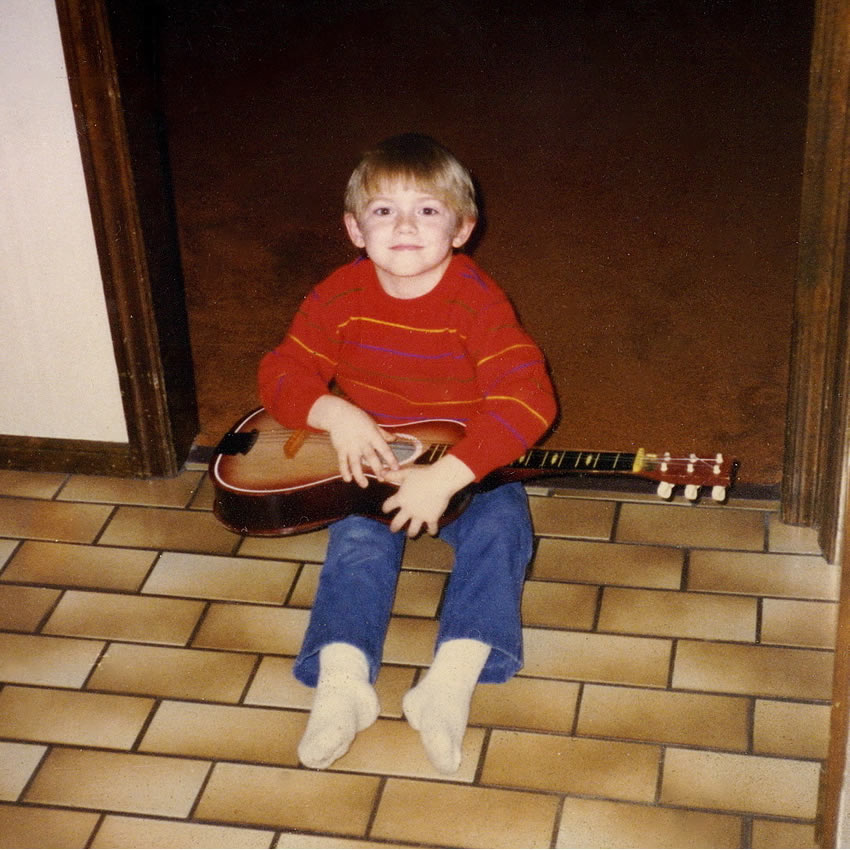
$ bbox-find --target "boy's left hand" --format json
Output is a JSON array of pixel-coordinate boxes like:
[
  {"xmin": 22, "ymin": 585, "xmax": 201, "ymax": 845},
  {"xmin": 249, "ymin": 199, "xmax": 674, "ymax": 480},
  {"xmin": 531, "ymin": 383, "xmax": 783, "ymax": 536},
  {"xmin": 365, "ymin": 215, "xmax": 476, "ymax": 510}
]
[{"xmin": 382, "ymin": 455, "xmax": 475, "ymax": 537}]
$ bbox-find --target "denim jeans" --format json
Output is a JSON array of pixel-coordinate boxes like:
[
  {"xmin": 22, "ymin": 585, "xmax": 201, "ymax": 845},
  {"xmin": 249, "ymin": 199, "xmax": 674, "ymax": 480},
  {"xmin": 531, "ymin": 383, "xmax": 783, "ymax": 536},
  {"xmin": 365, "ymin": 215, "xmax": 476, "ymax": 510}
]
[{"xmin": 293, "ymin": 482, "xmax": 533, "ymax": 687}]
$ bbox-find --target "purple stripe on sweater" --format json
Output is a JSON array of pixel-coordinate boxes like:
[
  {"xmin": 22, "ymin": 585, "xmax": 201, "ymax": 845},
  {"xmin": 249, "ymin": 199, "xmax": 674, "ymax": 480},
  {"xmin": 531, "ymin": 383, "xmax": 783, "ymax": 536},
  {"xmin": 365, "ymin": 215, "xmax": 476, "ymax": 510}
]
[
  {"xmin": 483, "ymin": 359, "xmax": 542, "ymax": 393},
  {"xmin": 486, "ymin": 411, "xmax": 529, "ymax": 448},
  {"xmin": 346, "ymin": 341, "xmax": 465, "ymax": 360}
]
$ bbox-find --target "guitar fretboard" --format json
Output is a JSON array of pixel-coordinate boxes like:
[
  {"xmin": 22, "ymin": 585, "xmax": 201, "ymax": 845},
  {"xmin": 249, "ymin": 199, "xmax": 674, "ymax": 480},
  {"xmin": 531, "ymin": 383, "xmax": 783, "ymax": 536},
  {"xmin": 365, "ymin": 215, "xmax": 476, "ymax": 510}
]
[
  {"xmin": 415, "ymin": 444, "xmax": 639, "ymax": 473},
  {"xmin": 512, "ymin": 448, "xmax": 638, "ymax": 473}
]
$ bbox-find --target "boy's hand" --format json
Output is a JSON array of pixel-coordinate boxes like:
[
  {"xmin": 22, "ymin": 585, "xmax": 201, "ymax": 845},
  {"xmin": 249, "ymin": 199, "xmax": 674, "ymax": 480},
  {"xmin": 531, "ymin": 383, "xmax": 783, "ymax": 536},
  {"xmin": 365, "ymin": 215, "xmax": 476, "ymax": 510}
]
[
  {"xmin": 307, "ymin": 395, "xmax": 398, "ymax": 488},
  {"xmin": 382, "ymin": 455, "xmax": 475, "ymax": 537}
]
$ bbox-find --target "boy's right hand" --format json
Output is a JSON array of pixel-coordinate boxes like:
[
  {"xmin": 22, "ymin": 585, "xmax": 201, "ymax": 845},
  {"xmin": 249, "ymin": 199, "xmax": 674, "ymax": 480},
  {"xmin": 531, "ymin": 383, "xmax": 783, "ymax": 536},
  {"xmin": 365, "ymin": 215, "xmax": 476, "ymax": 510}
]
[{"xmin": 307, "ymin": 394, "xmax": 398, "ymax": 488}]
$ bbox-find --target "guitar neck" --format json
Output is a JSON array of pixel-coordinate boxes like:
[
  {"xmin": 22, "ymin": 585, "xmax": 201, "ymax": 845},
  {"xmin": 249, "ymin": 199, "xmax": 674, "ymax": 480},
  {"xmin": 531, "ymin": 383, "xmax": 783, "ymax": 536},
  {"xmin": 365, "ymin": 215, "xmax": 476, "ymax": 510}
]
[
  {"xmin": 511, "ymin": 447, "xmax": 639, "ymax": 474},
  {"xmin": 414, "ymin": 443, "xmax": 639, "ymax": 477}
]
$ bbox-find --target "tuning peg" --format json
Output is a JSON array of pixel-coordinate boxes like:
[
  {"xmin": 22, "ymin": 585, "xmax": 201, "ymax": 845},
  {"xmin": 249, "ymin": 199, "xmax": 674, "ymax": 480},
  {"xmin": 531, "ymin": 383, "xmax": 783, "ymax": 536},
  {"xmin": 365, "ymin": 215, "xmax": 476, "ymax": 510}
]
[
  {"xmin": 711, "ymin": 486, "xmax": 727, "ymax": 502},
  {"xmin": 684, "ymin": 484, "xmax": 700, "ymax": 501},
  {"xmin": 656, "ymin": 481, "xmax": 674, "ymax": 500}
]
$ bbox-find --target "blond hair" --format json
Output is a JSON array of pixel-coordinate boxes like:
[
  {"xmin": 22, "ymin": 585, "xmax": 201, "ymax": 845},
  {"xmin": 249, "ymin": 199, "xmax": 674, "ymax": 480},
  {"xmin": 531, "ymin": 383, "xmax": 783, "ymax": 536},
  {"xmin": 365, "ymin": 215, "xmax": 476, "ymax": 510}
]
[{"xmin": 344, "ymin": 134, "xmax": 478, "ymax": 221}]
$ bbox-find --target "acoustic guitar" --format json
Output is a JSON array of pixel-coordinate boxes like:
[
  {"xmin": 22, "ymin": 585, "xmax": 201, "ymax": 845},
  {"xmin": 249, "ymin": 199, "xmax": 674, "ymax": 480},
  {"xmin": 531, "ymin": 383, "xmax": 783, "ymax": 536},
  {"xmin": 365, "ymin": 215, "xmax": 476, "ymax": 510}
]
[{"xmin": 209, "ymin": 408, "xmax": 737, "ymax": 536}]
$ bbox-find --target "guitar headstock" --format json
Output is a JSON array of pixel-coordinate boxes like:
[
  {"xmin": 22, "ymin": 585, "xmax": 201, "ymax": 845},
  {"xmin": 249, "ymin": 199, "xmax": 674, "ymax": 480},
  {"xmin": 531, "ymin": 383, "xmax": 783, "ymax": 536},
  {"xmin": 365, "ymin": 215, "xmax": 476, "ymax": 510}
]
[{"xmin": 633, "ymin": 449, "xmax": 738, "ymax": 502}]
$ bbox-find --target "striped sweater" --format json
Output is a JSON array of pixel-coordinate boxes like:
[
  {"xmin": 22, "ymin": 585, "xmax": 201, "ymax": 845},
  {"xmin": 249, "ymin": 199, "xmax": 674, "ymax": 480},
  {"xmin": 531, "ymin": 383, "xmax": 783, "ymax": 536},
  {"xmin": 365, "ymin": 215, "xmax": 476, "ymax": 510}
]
[{"xmin": 258, "ymin": 254, "xmax": 558, "ymax": 480}]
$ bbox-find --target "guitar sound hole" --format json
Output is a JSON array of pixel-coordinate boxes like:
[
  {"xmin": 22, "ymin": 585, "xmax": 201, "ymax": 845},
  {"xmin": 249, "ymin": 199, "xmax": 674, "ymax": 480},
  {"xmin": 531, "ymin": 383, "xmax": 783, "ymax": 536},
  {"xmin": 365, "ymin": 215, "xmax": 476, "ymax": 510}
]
[{"xmin": 389, "ymin": 438, "xmax": 418, "ymax": 465}]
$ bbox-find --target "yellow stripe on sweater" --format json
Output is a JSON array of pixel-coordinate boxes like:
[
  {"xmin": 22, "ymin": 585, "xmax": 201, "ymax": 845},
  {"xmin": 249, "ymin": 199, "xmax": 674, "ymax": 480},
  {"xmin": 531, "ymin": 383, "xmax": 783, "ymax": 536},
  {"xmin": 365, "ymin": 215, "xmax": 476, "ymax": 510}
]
[
  {"xmin": 476, "ymin": 343, "xmax": 537, "ymax": 367},
  {"xmin": 288, "ymin": 333, "xmax": 337, "ymax": 366},
  {"xmin": 337, "ymin": 316, "xmax": 464, "ymax": 336},
  {"xmin": 486, "ymin": 395, "xmax": 552, "ymax": 427},
  {"xmin": 346, "ymin": 378, "xmax": 483, "ymax": 407}
]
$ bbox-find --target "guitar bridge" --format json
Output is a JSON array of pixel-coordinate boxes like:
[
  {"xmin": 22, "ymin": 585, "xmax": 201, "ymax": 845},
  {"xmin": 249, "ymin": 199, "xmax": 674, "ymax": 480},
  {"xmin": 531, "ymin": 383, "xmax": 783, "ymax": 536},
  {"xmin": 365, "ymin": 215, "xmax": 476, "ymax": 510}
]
[{"xmin": 215, "ymin": 430, "xmax": 258, "ymax": 456}]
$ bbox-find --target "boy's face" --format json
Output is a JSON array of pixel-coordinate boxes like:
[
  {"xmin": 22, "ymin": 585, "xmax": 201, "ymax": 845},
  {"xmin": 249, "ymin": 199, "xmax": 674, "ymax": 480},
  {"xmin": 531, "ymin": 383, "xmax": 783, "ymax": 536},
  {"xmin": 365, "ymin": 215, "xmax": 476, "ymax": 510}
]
[{"xmin": 344, "ymin": 181, "xmax": 475, "ymax": 298}]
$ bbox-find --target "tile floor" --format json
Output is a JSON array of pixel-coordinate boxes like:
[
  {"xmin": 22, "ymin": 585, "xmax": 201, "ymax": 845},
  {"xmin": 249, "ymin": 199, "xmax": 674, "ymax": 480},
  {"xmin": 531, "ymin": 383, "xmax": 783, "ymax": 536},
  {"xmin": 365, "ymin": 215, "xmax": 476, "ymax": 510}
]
[{"xmin": 0, "ymin": 465, "xmax": 837, "ymax": 848}]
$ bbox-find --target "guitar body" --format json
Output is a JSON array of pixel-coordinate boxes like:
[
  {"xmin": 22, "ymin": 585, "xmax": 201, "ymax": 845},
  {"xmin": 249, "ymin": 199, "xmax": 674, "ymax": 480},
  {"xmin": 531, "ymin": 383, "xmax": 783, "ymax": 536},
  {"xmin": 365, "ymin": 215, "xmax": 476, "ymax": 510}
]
[
  {"xmin": 210, "ymin": 409, "xmax": 475, "ymax": 535},
  {"xmin": 210, "ymin": 408, "xmax": 736, "ymax": 536}
]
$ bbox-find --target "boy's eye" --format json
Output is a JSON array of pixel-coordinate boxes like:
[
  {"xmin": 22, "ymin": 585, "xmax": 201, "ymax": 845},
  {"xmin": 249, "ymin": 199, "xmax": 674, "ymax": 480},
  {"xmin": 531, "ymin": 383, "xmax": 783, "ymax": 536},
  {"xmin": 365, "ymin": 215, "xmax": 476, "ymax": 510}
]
[
  {"xmin": 420, "ymin": 207, "xmax": 440, "ymax": 215},
  {"xmin": 373, "ymin": 207, "xmax": 393, "ymax": 216}
]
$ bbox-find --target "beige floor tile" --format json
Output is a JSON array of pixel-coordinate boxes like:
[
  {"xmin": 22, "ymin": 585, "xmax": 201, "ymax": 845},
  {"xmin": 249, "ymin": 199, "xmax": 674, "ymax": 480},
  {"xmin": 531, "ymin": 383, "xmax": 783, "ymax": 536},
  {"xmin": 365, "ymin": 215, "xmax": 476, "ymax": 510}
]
[
  {"xmin": 753, "ymin": 700, "xmax": 831, "ymax": 759},
  {"xmin": 245, "ymin": 656, "xmax": 415, "ymax": 718},
  {"xmin": 387, "ymin": 569, "xmax": 445, "ymax": 617},
  {"xmin": 750, "ymin": 818, "xmax": 818, "ymax": 848},
  {"xmin": 43, "ymin": 590, "xmax": 205, "ymax": 645},
  {"xmin": 381, "ymin": 616, "xmax": 439, "ymax": 667},
  {"xmin": 0, "ymin": 632, "xmax": 104, "ymax": 688},
  {"xmin": 0, "ymin": 498, "xmax": 112, "ymax": 543},
  {"xmin": 0, "ymin": 470, "xmax": 67, "ymax": 499},
  {"xmin": 0, "ymin": 686, "xmax": 154, "ymax": 750},
  {"xmin": 598, "ymin": 586, "xmax": 757, "ymax": 641},
  {"xmin": 143, "ymin": 551, "xmax": 299, "ymax": 603},
  {"xmin": 616, "ymin": 502, "xmax": 764, "ymax": 549},
  {"xmin": 767, "ymin": 515, "xmax": 822, "ymax": 554},
  {"xmin": 25, "ymin": 747, "xmax": 210, "ymax": 818},
  {"xmin": 289, "ymin": 563, "xmax": 445, "ymax": 618},
  {"xmin": 529, "ymin": 494, "xmax": 616, "ymax": 539},
  {"xmin": 0, "ymin": 803, "xmax": 99, "ymax": 849},
  {"xmin": 660, "ymin": 748, "xmax": 820, "ymax": 818},
  {"xmin": 1, "ymin": 540, "xmax": 156, "ymax": 591},
  {"xmin": 531, "ymin": 538, "xmax": 684, "ymax": 589},
  {"xmin": 98, "ymin": 506, "xmax": 240, "ymax": 554},
  {"xmin": 673, "ymin": 640, "xmax": 834, "ymax": 700},
  {"xmin": 578, "ymin": 684, "xmax": 749, "ymax": 750},
  {"xmin": 58, "ymin": 469, "xmax": 204, "ymax": 507},
  {"xmin": 470, "ymin": 676, "xmax": 580, "ymax": 734},
  {"xmin": 555, "ymin": 797, "xmax": 743, "ymax": 848},
  {"xmin": 195, "ymin": 762, "xmax": 380, "ymax": 834},
  {"xmin": 192, "ymin": 602, "xmax": 309, "ymax": 654},
  {"xmin": 88, "ymin": 643, "xmax": 258, "ymax": 702},
  {"xmin": 0, "ymin": 539, "xmax": 16, "ymax": 568},
  {"xmin": 522, "ymin": 580, "xmax": 598, "ymax": 629},
  {"xmin": 688, "ymin": 550, "xmax": 839, "ymax": 600},
  {"xmin": 188, "ymin": 473, "xmax": 217, "ymax": 511},
  {"xmin": 760, "ymin": 598, "xmax": 838, "ymax": 648},
  {"xmin": 139, "ymin": 700, "xmax": 302, "ymax": 766},
  {"xmin": 92, "ymin": 815, "xmax": 275, "ymax": 849},
  {"xmin": 523, "ymin": 627, "xmax": 672, "ymax": 687},
  {"xmin": 482, "ymin": 729, "xmax": 660, "ymax": 800},
  {"xmin": 400, "ymin": 533, "xmax": 455, "ymax": 571},
  {"xmin": 0, "ymin": 742, "xmax": 47, "ymax": 801},
  {"xmin": 286, "ymin": 562, "xmax": 321, "ymax": 607},
  {"xmin": 332, "ymin": 717, "xmax": 483, "ymax": 781},
  {"xmin": 0, "ymin": 585, "xmax": 61, "ymax": 631},
  {"xmin": 276, "ymin": 835, "xmax": 397, "ymax": 849},
  {"xmin": 238, "ymin": 528, "xmax": 329, "ymax": 562},
  {"xmin": 371, "ymin": 777, "xmax": 560, "ymax": 849}
]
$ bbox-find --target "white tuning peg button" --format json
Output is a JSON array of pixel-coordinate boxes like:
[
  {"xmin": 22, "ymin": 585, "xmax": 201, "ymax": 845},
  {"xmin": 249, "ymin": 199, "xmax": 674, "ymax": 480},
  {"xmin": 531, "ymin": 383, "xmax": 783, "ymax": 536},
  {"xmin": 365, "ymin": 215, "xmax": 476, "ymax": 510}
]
[
  {"xmin": 656, "ymin": 481, "xmax": 674, "ymax": 500},
  {"xmin": 711, "ymin": 486, "xmax": 727, "ymax": 502},
  {"xmin": 684, "ymin": 484, "xmax": 700, "ymax": 501}
]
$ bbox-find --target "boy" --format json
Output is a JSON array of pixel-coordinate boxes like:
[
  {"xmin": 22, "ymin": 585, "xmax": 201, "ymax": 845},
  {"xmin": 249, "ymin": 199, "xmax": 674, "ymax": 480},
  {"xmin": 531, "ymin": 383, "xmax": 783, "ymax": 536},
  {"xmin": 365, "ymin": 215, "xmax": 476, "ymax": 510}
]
[{"xmin": 258, "ymin": 133, "xmax": 557, "ymax": 773}]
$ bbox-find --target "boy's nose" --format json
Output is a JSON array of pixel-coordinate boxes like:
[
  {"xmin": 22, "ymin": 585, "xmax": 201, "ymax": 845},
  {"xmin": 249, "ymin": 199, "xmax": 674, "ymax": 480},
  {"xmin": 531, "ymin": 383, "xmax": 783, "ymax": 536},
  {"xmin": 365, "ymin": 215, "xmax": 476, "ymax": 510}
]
[{"xmin": 395, "ymin": 212, "xmax": 417, "ymax": 231}]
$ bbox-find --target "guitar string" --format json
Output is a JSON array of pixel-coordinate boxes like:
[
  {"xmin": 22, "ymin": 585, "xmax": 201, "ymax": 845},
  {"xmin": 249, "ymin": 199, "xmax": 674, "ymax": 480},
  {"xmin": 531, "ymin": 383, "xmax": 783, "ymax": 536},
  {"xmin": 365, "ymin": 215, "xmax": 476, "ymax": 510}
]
[{"xmin": 232, "ymin": 431, "xmax": 722, "ymax": 467}]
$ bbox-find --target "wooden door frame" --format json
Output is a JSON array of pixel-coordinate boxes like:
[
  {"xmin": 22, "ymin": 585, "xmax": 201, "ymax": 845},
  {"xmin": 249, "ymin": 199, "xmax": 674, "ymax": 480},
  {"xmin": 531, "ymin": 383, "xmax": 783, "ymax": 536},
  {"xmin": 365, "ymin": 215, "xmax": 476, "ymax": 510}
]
[
  {"xmin": 42, "ymin": 0, "xmax": 198, "ymax": 478},
  {"xmin": 46, "ymin": 0, "xmax": 850, "ymax": 842},
  {"xmin": 791, "ymin": 1, "xmax": 850, "ymax": 841}
]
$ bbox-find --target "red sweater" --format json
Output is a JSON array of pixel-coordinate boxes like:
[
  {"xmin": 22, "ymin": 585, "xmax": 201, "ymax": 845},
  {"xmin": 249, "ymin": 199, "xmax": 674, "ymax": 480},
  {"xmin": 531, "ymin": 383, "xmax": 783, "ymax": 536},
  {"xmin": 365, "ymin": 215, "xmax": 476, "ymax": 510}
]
[{"xmin": 258, "ymin": 254, "xmax": 558, "ymax": 480}]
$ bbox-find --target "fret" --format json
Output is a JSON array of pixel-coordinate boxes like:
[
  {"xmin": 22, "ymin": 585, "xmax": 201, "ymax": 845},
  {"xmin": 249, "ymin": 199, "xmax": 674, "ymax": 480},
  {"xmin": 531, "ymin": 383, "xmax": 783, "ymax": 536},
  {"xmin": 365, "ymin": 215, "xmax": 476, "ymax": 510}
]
[{"xmin": 508, "ymin": 448, "xmax": 638, "ymax": 473}]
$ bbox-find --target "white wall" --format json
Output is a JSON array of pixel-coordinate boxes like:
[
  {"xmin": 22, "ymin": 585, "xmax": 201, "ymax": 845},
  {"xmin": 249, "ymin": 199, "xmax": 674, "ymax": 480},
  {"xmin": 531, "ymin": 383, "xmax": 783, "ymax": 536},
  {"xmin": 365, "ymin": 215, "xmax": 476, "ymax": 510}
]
[{"xmin": 0, "ymin": 0, "xmax": 128, "ymax": 442}]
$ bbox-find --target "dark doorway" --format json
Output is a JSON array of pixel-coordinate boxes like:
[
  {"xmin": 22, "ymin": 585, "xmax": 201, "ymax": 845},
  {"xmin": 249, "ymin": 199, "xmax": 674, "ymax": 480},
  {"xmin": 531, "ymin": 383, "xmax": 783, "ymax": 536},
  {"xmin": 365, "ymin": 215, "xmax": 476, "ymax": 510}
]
[{"xmin": 158, "ymin": 0, "xmax": 812, "ymax": 486}]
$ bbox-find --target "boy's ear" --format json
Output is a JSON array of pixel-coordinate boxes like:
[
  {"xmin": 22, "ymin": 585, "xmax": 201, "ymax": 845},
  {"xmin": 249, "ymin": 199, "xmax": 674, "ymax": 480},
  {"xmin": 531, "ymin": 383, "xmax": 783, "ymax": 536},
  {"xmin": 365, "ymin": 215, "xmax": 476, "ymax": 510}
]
[
  {"xmin": 452, "ymin": 217, "xmax": 477, "ymax": 249},
  {"xmin": 344, "ymin": 212, "xmax": 366, "ymax": 248}
]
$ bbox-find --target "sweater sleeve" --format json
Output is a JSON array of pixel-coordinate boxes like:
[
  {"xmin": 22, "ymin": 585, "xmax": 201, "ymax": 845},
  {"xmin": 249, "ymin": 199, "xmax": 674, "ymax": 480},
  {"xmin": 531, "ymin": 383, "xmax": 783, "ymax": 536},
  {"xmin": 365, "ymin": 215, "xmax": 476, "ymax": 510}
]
[
  {"xmin": 448, "ymin": 293, "xmax": 558, "ymax": 481},
  {"xmin": 258, "ymin": 286, "xmax": 340, "ymax": 428}
]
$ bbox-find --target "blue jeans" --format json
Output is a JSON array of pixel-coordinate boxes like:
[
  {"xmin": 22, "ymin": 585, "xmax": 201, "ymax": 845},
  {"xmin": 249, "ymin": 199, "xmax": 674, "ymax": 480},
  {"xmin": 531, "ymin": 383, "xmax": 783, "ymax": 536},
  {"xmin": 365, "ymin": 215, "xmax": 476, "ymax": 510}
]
[{"xmin": 293, "ymin": 482, "xmax": 533, "ymax": 687}]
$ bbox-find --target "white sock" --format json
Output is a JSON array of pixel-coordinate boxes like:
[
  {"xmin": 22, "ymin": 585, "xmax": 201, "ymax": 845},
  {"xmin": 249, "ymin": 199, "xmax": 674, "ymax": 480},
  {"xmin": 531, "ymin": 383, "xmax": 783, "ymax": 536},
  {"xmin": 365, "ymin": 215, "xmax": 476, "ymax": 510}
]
[
  {"xmin": 402, "ymin": 638, "xmax": 490, "ymax": 774},
  {"xmin": 297, "ymin": 642, "xmax": 380, "ymax": 770}
]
